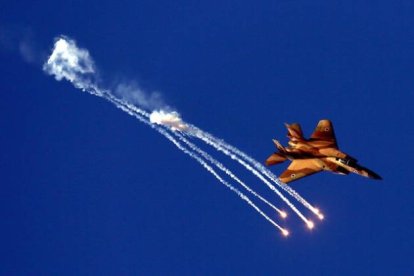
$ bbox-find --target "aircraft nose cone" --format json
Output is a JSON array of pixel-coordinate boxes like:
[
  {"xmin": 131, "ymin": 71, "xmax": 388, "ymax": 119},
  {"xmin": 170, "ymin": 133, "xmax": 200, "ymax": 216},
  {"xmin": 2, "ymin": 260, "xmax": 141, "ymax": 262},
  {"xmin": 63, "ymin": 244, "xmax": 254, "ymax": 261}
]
[
  {"xmin": 370, "ymin": 173, "xmax": 382, "ymax": 180},
  {"xmin": 359, "ymin": 166, "xmax": 382, "ymax": 180},
  {"xmin": 367, "ymin": 170, "xmax": 382, "ymax": 180}
]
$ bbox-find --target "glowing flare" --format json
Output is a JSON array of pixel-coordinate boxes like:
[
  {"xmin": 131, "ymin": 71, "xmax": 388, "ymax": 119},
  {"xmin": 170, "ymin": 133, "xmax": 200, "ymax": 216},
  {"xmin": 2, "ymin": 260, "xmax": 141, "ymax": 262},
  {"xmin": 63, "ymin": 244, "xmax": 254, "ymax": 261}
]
[
  {"xmin": 307, "ymin": 220, "xmax": 315, "ymax": 229},
  {"xmin": 280, "ymin": 211, "xmax": 287, "ymax": 219},
  {"xmin": 282, "ymin": 229, "xmax": 289, "ymax": 237},
  {"xmin": 313, "ymin": 207, "xmax": 324, "ymax": 220}
]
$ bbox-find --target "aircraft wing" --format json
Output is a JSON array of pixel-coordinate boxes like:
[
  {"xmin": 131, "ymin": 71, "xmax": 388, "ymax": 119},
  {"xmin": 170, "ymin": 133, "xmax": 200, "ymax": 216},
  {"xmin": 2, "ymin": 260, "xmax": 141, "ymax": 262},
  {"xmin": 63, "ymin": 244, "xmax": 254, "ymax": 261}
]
[
  {"xmin": 279, "ymin": 159, "xmax": 324, "ymax": 184},
  {"xmin": 310, "ymin": 120, "xmax": 337, "ymax": 147}
]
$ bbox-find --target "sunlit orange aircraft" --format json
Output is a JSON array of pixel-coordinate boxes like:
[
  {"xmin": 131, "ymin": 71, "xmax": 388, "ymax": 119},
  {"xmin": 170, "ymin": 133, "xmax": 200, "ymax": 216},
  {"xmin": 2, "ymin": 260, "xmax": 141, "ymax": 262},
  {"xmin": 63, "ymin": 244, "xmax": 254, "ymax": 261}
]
[{"xmin": 265, "ymin": 120, "xmax": 381, "ymax": 184}]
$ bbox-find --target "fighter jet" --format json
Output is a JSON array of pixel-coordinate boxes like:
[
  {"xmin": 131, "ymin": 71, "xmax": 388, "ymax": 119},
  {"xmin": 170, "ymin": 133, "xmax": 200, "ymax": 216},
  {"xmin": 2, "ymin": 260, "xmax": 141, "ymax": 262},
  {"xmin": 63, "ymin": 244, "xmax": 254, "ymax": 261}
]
[{"xmin": 265, "ymin": 120, "xmax": 381, "ymax": 184}]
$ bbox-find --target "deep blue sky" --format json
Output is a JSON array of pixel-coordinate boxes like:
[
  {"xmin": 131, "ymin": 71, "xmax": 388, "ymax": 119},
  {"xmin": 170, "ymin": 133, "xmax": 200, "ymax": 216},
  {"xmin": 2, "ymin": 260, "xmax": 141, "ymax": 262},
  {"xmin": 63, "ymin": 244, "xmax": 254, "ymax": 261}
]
[{"xmin": 1, "ymin": 0, "xmax": 413, "ymax": 275}]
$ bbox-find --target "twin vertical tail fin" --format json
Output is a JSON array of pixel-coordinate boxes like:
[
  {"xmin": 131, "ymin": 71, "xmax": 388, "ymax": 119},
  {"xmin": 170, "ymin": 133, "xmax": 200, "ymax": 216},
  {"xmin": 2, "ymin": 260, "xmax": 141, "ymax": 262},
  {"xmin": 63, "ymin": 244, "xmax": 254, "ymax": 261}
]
[
  {"xmin": 273, "ymin": 139, "xmax": 286, "ymax": 152},
  {"xmin": 265, "ymin": 124, "xmax": 302, "ymax": 167},
  {"xmin": 265, "ymin": 140, "xmax": 287, "ymax": 166},
  {"xmin": 285, "ymin": 123, "xmax": 304, "ymax": 141}
]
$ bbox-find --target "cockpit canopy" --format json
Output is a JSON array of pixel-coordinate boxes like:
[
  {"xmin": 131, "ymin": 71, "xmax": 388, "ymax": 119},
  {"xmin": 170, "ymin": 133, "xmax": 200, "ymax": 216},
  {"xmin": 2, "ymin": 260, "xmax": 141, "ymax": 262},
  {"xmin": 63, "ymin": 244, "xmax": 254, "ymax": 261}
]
[{"xmin": 336, "ymin": 157, "xmax": 357, "ymax": 166}]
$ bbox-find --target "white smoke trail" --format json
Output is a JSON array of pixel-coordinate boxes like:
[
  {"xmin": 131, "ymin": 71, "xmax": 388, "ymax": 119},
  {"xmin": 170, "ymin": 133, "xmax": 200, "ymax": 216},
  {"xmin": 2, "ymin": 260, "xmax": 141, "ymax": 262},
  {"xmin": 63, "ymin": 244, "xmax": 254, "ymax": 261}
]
[
  {"xmin": 188, "ymin": 126, "xmax": 322, "ymax": 218},
  {"xmin": 187, "ymin": 126, "xmax": 313, "ymax": 225},
  {"xmin": 43, "ymin": 36, "xmax": 288, "ymax": 234},
  {"xmin": 154, "ymin": 128, "xmax": 287, "ymax": 233},
  {"xmin": 173, "ymin": 131, "xmax": 287, "ymax": 217}
]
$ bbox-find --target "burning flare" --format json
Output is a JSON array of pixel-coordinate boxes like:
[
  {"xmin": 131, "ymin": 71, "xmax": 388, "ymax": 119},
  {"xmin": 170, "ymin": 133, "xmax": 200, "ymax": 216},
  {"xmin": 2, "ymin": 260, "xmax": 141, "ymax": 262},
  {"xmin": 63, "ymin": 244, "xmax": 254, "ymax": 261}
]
[{"xmin": 307, "ymin": 220, "xmax": 315, "ymax": 229}]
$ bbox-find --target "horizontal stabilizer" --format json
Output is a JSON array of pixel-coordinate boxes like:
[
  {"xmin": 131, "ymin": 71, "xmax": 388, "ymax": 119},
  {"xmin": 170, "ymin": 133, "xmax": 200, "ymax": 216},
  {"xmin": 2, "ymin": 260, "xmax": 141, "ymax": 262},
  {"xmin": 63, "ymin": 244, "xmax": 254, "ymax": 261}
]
[{"xmin": 265, "ymin": 153, "xmax": 287, "ymax": 166}]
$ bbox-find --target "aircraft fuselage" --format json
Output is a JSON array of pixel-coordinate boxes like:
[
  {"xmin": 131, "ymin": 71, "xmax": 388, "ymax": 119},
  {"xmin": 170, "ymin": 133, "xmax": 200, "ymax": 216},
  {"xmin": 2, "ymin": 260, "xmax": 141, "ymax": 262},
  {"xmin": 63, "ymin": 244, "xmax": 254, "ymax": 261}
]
[
  {"xmin": 266, "ymin": 120, "xmax": 381, "ymax": 183},
  {"xmin": 276, "ymin": 140, "xmax": 380, "ymax": 179}
]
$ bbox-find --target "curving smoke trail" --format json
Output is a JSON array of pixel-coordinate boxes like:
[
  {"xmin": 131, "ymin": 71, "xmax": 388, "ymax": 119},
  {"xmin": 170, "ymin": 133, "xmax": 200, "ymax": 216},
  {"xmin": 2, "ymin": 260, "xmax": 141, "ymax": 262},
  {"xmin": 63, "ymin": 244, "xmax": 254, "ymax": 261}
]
[
  {"xmin": 43, "ymin": 36, "xmax": 290, "ymax": 235},
  {"xmin": 173, "ymin": 131, "xmax": 287, "ymax": 217}
]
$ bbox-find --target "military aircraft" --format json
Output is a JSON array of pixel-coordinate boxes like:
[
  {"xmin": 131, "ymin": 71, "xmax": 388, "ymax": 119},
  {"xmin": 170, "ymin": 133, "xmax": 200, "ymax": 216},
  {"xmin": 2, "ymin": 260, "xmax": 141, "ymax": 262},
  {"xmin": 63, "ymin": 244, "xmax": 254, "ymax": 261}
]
[{"xmin": 265, "ymin": 120, "xmax": 381, "ymax": 184}]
